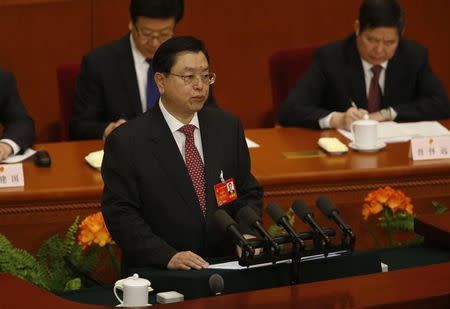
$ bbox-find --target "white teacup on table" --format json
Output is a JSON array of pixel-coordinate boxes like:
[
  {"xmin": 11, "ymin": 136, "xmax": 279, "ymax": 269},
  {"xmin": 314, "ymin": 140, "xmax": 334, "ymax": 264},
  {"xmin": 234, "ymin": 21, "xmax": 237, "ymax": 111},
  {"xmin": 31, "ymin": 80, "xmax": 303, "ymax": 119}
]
[
  {"xmin": 349, "ymin": 116, "xmax": 385, "ymax": 151},
  {"xmin": 114, "ymin": 273, "xmax": 152, "ymax": 307}
]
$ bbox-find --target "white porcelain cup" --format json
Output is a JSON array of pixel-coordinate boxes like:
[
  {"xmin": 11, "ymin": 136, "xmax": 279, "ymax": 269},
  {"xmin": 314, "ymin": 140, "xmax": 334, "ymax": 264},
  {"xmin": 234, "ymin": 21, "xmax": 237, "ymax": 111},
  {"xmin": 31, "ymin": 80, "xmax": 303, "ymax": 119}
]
[
  {"xmin": 114, "ymin": 273, "xmax": 150, "ymax": 307},
  {"xmin": 351, "ymin": 117, "xmax": 378, "ymax": 150}
]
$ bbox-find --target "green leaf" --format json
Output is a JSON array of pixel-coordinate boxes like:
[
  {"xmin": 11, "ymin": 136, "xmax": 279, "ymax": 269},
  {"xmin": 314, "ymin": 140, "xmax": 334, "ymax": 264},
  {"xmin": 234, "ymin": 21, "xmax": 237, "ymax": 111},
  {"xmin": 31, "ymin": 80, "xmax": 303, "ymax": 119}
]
[
  {"xmin": 64, "ymin": 278, "xmax": 82, "ymax": 291},
  {"xmin": 432, "ymin": 201, "xmax": 449, "ymax": 214}
]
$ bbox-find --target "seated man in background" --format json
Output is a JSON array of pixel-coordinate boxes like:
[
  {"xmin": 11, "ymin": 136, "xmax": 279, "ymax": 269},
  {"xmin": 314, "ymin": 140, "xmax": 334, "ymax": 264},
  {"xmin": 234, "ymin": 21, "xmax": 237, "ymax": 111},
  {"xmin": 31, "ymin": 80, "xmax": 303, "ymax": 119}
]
[
  {"xmin": 70, "ymin": 0, "xmax": 217, "ymax": 140},
  {"xmin": 102, "ymin": 36, "xmax": 262, "ymax": 271},
  {"xmin": 279, "ymin": 0, "xmax": 450, "ymax": 130},
  {"xmin": 0, "ymin": 69, "xmax": 35, "ymax": 160}
]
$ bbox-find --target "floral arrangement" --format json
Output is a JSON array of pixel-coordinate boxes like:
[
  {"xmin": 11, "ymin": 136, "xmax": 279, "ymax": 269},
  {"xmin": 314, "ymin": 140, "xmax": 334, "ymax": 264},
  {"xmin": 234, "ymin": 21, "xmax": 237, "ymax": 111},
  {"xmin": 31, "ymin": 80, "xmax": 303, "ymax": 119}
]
[
  {"xmin": 0, "ymin": 212, "xmax": 118, "ymax": 292},
  {"xmin": 362, "ymin": 186, "xmax": 415, "ymax": 247}
]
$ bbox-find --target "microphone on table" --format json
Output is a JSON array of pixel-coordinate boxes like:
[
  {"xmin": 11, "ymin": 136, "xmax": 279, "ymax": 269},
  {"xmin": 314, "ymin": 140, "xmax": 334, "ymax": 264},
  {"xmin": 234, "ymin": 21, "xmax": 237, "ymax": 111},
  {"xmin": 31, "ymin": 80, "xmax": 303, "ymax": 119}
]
[
  {"xmin": 209, "ymin": 273, "xmax": 224, "ymax": 296},
  {"xmin": 292, "ymin": 200, "xmax": 330, "ymax": 245},
  {"xmin": 316, "ymin": 196, "xmax": 355, "ymax": 239},
  {"xmin": 213, "ymin": 209, "xmax": 255, "ymax": 255},
  {"xmin": 237, "ymin": 206, "xmax": 279, "ymax": 254},
  {"xmin": 266, "ymin": 203, "xmax": 303, "ymax": 246}
]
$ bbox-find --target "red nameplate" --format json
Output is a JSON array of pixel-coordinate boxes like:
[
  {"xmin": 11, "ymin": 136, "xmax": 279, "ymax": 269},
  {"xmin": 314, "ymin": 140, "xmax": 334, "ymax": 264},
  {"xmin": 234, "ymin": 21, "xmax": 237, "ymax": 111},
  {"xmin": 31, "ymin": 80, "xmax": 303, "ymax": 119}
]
[{"xmin": 214, "ymin": 178, "xmax": 237, "ymax": 206}]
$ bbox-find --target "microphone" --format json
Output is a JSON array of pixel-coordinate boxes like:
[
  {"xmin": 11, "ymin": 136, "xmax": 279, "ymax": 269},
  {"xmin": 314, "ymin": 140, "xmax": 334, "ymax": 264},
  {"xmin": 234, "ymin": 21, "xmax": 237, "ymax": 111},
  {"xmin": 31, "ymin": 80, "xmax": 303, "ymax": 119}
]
[
  {"xmin": 209, "ymin": 274, "xmax": 224, "ymax": 296},
  {"xmin": 291, "ymin": 200, "xmax": 330, "ymax": 245},
  {"xmin": 266, "ymin": 203, "xmax": 303, "ymax": 245},
  {"xmin": 213, "ymin": 209, "xmax": 254, "ymax": 255},
  {"xmin": 237, "ymin": 206, "xmax": 279, "ymax": 253},
  {"xmin": 316, "ymin": 196, "xmax": 354, "ymax": 238}
]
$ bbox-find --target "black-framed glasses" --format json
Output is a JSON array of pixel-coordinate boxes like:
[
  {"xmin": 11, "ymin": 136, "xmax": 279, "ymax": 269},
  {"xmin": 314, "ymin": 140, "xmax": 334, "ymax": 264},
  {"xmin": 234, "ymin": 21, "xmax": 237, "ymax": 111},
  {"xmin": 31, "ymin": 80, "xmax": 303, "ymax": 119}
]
[{"xmin": 168, "ymin": 72, "xmax": 216, "ymax": 85}]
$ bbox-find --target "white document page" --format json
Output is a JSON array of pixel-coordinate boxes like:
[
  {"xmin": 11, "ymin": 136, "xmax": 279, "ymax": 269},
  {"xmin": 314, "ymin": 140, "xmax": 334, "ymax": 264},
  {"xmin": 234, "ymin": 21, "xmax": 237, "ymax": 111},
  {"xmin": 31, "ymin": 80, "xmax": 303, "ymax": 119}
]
[
  {"xmin": 338, "ymin": 121, "xmax": 449, "ymax": 144},
  {"xmin": 209, "ymin": 251, "xmax": 347, "ymax": 270},
  {"xmin": 245, "ymin": 137, "xmax": 260, "ymax": 148}
]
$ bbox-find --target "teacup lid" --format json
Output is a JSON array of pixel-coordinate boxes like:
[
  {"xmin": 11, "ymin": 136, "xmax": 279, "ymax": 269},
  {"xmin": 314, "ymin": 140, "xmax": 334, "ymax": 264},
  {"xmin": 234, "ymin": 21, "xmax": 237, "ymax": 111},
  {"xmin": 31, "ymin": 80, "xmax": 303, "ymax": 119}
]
[
  {"xmin": 353, "ymin": 115, "xmax": 378, "ymax": 126},
  {"xmin": 122, "ymin": 273, "xmax": 150, "ymax": 287}
]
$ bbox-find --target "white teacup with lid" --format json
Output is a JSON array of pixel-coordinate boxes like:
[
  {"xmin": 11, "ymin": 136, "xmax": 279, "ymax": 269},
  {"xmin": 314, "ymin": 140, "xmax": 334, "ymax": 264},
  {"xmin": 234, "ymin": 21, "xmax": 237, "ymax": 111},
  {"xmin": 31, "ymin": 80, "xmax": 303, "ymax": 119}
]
[
  {"xmin": 351, "ymin": 115, "xmax": 378, "ymax": 150},
  {"xmin": 114, "ymin": 273, "xmax": 151, "ymax": 307}
]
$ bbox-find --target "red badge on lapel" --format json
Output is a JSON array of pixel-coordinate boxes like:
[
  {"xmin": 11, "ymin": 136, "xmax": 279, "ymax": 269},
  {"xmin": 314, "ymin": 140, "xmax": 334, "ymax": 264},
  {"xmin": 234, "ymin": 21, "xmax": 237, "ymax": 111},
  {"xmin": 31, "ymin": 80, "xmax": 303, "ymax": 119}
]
[{"xmin": 214, "ymin": 178, "xmax": 237, "ymax": 206}]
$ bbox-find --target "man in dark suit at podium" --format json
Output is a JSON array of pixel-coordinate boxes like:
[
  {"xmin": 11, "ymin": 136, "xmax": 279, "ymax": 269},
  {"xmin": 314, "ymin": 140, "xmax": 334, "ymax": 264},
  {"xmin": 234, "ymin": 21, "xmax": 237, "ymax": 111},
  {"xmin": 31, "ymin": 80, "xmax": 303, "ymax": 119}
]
[
  {"xmin": 0, "ymin": 69, "xmax": 35, "ymax": 160},
  {"xmin": 279, "ymin": 0, "xmax": 450, "ymax": 130},
  {"xmin": 70, "ymin": 0, "xmax": 217, "ymax": 140},
  {"xmin": 102, "ymin": 36, "xmax": 262, "ymax": 270}
]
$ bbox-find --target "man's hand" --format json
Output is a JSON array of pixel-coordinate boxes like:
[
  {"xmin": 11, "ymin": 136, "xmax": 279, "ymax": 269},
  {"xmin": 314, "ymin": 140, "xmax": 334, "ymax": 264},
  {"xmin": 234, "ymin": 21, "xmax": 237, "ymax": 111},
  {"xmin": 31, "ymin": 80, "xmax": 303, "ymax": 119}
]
[
  {"xmin": 0, "ymin": 143, "xmax": 13, "ymax": 161},
  {"xmin": 103, "ymin": 119, "xmax": 126, "ymax": 140},
  {"xmin": 236, "ymin": 234, "xmax": 262, "ymax": 257},
  {"xmin": 167, "ymin": 251, "xmax": 209, "ymax": 270},
  {"xmin": 369, "ymin": 111, "xmax": 386, "ymax": 122},
  {"xmin": 330, "ymin": 107, "xmax": 368, "ymax": 130}
]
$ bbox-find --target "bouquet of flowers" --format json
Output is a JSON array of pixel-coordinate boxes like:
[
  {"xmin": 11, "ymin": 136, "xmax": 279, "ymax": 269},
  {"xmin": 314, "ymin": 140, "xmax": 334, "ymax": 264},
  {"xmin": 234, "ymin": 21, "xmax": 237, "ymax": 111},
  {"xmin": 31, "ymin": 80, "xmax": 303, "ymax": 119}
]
[{"xmin": 362, "ymin": 186, "xmax": 415, "ymax": 247}]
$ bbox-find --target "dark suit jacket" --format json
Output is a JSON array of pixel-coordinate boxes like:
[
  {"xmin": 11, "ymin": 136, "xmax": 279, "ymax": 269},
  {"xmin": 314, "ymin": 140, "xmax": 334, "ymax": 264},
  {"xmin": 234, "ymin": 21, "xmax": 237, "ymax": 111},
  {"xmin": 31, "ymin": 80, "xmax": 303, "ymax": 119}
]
[
  {"xmin": 101, "ymin": 104, "xmax": 263, "ymax": 269},
  {"xmin": 0, "ymin": 69, "xmax": 35, "ymax": 150},
  {"xmin": 70, "ymin": 35, "xmax": 217, "ymax": 140},
  {"xmin": 279, "ymin": 35, "xmax": 450, "ymax": 129}
]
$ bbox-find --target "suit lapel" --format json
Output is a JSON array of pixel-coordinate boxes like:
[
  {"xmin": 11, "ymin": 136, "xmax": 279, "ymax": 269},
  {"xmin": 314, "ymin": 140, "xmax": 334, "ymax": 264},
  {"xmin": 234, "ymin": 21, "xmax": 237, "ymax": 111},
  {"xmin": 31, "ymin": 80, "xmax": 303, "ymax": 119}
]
[
  {"xmin": 115, "ymin": 35, "xmax": 142, "ymax": 116},
  {"xmin": 146, "ymin": 106, "xmax": 205, "ymax": 218},
  {"xmin": 346, "ymin": 37, "xmax": 368, "ymax": 108},
  {"xmin": 383, "ymin": 44, "xmax": 402, "ymax": 109},
  {"xmin": 198, "ymin": 108, "xmax": 222, "ymax": 222}
]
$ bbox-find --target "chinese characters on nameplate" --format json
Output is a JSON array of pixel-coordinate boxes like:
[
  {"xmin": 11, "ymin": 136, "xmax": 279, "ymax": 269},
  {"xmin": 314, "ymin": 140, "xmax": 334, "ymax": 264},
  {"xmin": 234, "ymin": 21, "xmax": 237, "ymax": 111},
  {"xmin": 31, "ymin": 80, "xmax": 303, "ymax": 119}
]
[
  {"xmin": 0, "ymin": 163, "xmax": 24, "ymax": 188},
  {"xmin": 410, "ymin": 136, "xmax": 450, "ymax": 161}
]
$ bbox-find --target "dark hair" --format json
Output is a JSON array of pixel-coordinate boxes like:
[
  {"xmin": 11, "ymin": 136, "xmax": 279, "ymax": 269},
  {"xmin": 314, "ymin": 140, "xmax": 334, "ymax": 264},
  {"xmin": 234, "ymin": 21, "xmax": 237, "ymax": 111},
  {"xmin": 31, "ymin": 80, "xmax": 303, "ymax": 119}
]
[
  {"xmin": 359, "ymin": 0, "xmax": 404, "ymax": 34},
  {"xmin": 130, "ymin": 0, "xmax": 184, "ymax": 24},
  {"xmin": 152, "ymin": 36, "xmax": 210, "ymax": 73}
]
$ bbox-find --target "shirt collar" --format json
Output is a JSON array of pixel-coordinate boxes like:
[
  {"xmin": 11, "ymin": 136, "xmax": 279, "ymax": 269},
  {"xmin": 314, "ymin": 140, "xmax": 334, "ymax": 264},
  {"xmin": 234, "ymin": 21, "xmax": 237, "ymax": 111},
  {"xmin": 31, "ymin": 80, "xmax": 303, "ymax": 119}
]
[
  {"xmin": 130, "ymin": 33, "xmax": 148, "ymax": 66},
  {"xmin": 159, "ymin": 98, "xmax": 200, "ymax": 133},
  {"xmin": 361, "ymin": 58, "xmax": 388, "ymax": 73}
]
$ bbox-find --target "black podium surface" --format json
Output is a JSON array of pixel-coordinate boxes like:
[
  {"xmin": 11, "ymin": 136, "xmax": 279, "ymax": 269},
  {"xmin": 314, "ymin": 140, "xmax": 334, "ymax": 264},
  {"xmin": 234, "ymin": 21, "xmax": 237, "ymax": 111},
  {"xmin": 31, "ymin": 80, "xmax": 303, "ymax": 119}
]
[{"xmin": 58, "ymin": 244, "xmax": 450, "ymax": 306}]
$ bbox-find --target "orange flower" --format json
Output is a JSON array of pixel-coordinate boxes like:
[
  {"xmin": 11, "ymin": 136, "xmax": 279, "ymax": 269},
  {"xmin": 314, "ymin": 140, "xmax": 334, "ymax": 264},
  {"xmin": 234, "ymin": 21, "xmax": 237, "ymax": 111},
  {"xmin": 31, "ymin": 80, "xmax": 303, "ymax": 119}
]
[
  {"xmin": 362, "ymin": 186, "xmax": 414, "ymax": 220},
  {"xmin": 78, "ymin": 212, "xmax": 113, "ymax": 249}
]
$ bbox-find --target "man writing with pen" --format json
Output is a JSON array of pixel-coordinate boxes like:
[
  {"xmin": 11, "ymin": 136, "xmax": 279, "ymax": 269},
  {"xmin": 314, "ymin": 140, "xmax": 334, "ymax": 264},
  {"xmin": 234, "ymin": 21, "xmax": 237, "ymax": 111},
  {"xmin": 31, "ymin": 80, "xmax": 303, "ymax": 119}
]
[{"xmin": 278, "ymin": 0, "xmax": 450, "ymax": 130}]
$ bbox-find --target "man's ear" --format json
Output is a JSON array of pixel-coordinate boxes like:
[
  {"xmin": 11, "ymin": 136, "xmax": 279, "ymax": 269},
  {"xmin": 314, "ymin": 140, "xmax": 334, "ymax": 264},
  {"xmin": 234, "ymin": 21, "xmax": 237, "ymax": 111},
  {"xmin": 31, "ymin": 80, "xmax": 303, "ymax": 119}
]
[
  {"xmin": 354, "ymin": 20, "xmax": 360, "ymax": 36},
  {"xmin": 154, "ymin": 73, "xmax": 165, "ymax": 94},
  {"xmin": 128, "ymin": 21, "xmax": 133, "ymax": 32}
]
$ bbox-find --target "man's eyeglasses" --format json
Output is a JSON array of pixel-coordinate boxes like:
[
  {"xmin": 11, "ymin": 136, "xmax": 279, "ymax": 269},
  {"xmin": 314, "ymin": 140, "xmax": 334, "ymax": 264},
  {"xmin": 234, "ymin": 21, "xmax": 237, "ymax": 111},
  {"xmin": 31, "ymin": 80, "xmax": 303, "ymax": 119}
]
[
  {"xmin": 168, "ymin": 72, "xmax": 216, "ymax": 86},
  {"xmin": 135, "ymin": 26, "xmax": 173, "ymax": 43}
]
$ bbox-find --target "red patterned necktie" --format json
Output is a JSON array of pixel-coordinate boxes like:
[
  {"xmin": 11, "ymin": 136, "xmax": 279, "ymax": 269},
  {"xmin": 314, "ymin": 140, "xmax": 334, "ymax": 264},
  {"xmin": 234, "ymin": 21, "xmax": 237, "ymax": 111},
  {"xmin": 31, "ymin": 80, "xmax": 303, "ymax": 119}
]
[
  {"xmin": 179, "ymin": 124, "xmax": 206, "ymax": 216},
  {"xmin": 367, "ymin": 65, "xmax": 383, "ymax": 113}
]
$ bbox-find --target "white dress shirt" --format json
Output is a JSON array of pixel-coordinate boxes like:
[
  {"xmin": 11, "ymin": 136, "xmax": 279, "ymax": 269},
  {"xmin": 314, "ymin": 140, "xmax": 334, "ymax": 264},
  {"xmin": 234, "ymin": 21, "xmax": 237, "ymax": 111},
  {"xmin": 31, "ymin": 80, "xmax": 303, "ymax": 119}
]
[
  {"xmin": 130, "ymin": 34, "xmax": 150, "ymax": 113},
  {"xmin": 159, "ymin": 99, "xmax": 204, "ymax": 163}
]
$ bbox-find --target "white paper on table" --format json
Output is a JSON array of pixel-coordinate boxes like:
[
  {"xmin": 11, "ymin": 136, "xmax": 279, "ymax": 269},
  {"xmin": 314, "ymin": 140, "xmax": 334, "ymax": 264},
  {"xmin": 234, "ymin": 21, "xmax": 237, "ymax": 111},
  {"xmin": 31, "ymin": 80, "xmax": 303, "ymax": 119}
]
[
  {"xmin": 208, "ymin": 250, "xmax": 347, "ymax": 270},
  {"xmin": 338, "ymin": 121, "xmax": 449, "ymax": 144},
  {"xmin": 246, "ymin": 137, "xmax": 260, "ymax": 148},
  {"xmin": 1, "ymin": 148, "xmax": 36, "ymax": 163}
]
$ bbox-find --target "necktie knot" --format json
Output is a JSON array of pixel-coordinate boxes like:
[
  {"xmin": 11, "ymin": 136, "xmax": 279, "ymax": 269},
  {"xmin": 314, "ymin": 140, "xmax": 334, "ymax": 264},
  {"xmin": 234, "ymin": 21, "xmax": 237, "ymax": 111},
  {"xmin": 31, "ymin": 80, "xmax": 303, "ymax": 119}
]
[
  {"xmin": 179, "ymin": 124, "xmax": 196, "ymax": 137},
  {"xmin": 371, "ymin": 65, "xmax": 383, "ymax": 78}
]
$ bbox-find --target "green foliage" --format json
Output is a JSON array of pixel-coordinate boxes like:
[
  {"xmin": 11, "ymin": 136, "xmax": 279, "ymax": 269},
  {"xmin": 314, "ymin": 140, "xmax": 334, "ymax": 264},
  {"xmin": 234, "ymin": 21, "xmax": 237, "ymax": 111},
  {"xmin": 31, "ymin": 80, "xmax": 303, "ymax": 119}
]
[
  {"xmin": 432, "ymin": 201, "xmax": 449, "ymax": 214},
  {"xmin": 377, "ymin": 208, "xmax": 415, "ymax": 232},
  {"xmin": 0, "ymin": 234, "xmax": 50, "ymax": 290},
  {"xmin": 0, "ymin": 216, "xmax": 103, "ymax": 292}
]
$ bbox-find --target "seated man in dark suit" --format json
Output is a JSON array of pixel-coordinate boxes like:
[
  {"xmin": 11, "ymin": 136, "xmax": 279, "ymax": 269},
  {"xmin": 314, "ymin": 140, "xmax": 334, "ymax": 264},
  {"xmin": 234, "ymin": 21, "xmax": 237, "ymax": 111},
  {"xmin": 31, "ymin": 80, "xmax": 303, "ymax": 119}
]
[
  {"xmin": 102, "ymin": 36, "xmax": 263, "ymax": 270},
  {"xmin": 279, "ymin": 0, "xmax": 450, "ymax": 130},
  {"xmin": 0, "ymin": 69, "xmax": 35, "ymax": 160},
  {"xmin": 70, "ymin": 0, "xmax": 217, "ymax": 140}
]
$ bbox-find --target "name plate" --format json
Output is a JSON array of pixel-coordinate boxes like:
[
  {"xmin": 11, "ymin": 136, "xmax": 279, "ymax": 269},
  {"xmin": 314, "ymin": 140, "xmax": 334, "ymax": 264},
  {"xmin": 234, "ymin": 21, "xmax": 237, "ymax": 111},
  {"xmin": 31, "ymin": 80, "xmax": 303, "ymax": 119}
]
[
  {"xmin": 0, "ymin": 163, "xmax": 24, "ymax": 188},
  {"xmin": 410, "ymin": 136, "xmax": 450, "ymax": 161}
]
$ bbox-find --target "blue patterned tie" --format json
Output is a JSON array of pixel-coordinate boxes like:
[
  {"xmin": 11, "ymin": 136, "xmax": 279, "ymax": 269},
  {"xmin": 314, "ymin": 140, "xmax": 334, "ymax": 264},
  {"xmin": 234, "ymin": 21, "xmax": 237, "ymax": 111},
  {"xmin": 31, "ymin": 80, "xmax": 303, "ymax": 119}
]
[{"xmin": 146, "ymin": 59, "xmax": 159, "ymax": 110}]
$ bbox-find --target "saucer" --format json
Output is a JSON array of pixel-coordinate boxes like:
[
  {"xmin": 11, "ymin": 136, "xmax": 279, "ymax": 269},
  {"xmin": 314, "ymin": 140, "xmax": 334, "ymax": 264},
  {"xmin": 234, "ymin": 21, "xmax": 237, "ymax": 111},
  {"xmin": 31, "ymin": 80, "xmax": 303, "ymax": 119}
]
[
  {"xmin": 116, "ymin": 304, "xmax": 151, "ymax": 307},
  {"xmin": 348, "ymin": 141, "xmax": 386, "ymax": 152}
]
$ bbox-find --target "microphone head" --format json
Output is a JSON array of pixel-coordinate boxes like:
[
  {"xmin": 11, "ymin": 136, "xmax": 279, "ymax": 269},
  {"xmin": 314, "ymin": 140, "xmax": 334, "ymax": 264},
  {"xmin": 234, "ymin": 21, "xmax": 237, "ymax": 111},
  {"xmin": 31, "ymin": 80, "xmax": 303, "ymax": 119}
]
[
  {"xmin": 316, "ymin": 196, "xmax": 338, "ymax": 218},
  {"xmin": 237, "ymin": 206, "xmax": 260, "ymax": 227},
  {"xmin": 213, "ymin": 209, "xmax": 237, "ymax": 234},
  {"xmin": 266, "ymin": 203, "xmax": 286, "ymax": 224},
  {"xmin": 291, "ymin": 200, "xmax": 313, "ymax": 222},
  {"xmin": 209, "ymin": 273, "xmax": 224, "ymax": 295}
]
